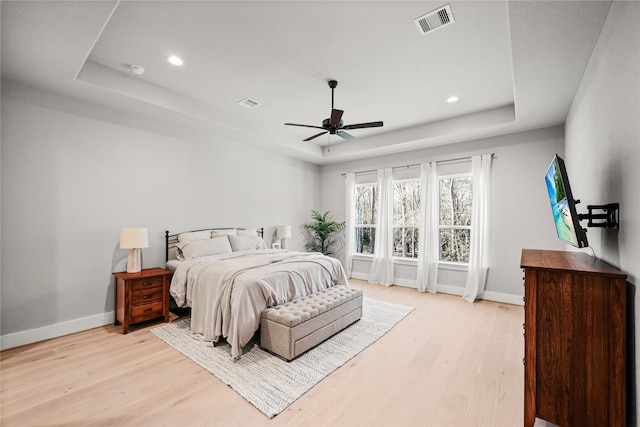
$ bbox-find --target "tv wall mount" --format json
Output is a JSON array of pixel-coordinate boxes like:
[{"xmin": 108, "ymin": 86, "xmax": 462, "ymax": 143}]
[{"xmin": 577, "ymin": 202, "xmax": 619, "ymax": 229}]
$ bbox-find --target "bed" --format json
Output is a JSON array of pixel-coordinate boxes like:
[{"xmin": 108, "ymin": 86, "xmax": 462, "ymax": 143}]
[{"xmin": 165, "ymin": 227, "xmax": 349, "ymax": 359}]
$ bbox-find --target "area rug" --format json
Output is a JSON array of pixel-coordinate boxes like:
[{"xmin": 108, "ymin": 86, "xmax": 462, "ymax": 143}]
[{"xmin": 150, "ymin": 297, "xmax": 413, "ymax": 418}]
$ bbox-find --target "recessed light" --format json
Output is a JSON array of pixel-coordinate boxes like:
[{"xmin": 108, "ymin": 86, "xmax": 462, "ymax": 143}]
[
  {"xmin": 447, "ymin": 96, "xmax": 459, "ymax": 103},
  {"xmin": 167, "ymin": 55, "xmax": 183, "ymax": 66}
]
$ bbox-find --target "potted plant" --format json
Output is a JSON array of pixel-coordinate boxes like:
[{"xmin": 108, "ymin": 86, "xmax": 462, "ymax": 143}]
[{"xmin": 301, "ymin": 210, "xmax": 345, "ymax": 256}]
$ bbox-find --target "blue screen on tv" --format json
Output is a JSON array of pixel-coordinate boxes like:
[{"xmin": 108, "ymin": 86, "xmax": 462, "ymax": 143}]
[{"xmin": 545, "ymin": 156, "xmax": 586, "ymax": 247}]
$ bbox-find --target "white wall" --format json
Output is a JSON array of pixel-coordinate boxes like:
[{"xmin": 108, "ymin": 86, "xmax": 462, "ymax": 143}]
[
  {"xmin": 1, "ymin": 81, "xmax": 320, "ymax": 347},
  {"xmin": 320, "ymin": 126, "xmax": 565, "ymax": 302},
  {"xmin": 564, "ymin": 1, "xmax": 639, "ymax": 422}
]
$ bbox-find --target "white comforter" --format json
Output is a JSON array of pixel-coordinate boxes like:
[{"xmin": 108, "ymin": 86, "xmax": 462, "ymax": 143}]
[{"xmin": 169, "ymin": 250, "xmax": 348, "ymax": 359}]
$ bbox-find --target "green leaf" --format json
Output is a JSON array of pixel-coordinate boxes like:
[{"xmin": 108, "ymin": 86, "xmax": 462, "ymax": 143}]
[{"xmin": 300, "ymin": 210, "xmax": 345, "ymax": 255}]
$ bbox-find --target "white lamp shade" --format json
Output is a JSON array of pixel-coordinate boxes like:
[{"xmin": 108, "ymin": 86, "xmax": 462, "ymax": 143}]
[
  {"xmin": 120, "ymin": 228, "xmax": 149, "ymax": 249},
  {"xmin": 277, "ymin": 225, "xmax": 292, "ymax": 239}
]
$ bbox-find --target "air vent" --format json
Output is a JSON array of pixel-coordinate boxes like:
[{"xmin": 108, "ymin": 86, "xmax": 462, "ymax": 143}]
[
  {"xmin": 415, "ymin": 4, "xmax": 455, "ymax": 35},
  {"xmin": 238, "ymin": 98, "xmax": 261, "ymax": 109}
]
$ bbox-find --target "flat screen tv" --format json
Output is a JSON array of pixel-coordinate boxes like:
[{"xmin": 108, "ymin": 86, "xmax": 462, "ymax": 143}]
[{"xmin": 544, "ymin": 154, "xmax": 589, "ymax": 248}]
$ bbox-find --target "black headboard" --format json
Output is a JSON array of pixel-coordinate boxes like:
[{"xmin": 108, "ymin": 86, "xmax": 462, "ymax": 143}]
[{"xmin": 165, "ymin": 227, "xmax": 264, "ymax": 263}]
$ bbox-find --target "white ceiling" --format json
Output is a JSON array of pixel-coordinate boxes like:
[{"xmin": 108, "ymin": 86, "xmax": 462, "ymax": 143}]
[{"xmin": 1, "ymin": 1, "xmax": 612, "ymax": 165}]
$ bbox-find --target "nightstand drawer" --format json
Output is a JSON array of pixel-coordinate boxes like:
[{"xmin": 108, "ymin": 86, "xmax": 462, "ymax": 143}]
[
  {"xmin": 131, "ymin": 276, "xmax": 163, "ymax": 291},
  {"xmin": 131, "ymin": 286, "xmax": 164, "ymax": 306},
  {"xmin": 131, "ymin": 301, "xmax": 163, "ymax": 322}
]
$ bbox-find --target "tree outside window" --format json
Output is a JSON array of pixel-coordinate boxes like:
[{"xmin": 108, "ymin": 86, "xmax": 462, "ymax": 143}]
[
  {"xmin": 439, "ymin": 175, "xmax": 472, "ymax": 263},
  {"xmin": 393, "ymin": 180, "xmax": 420, "ymax": 258},
  {"xmin": 355, "ymin": 184, "xmax": 377, "ymax": 254},
  {"xmin": 353, "ymin": 173, "xmax": 471, "ymax": 263}
]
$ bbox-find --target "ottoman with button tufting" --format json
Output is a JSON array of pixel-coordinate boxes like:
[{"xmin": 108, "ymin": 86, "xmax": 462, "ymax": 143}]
[{"xmin": 259, "ymin": 286, "xmax": 363, "ymax": 361}]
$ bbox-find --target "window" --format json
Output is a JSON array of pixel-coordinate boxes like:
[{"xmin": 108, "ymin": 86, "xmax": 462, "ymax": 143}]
[
  {"xmin": 393, "ymin": 180, "xmax": 420, "ymax": 258},
  {"xmin": 355, "ymin": 184, "xmax": 377, "ymax": 254},
  {"xmin": 439, "ymin": 175, "xmax": 472, "ymax": 263},
  {"xmin": 353, "ymin": 172, "xmax": 471, "ymax": 263}
]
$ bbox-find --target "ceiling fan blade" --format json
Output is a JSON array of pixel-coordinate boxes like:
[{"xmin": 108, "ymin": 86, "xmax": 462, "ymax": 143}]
[
  {"xmin": 337, "ymin": 130, "xmax": 356, "ymax": 141},
  {"xmin": 284, "ymin": 123, "xmax": 326, "ymax": 130},
  {"xmin": 330, "ymin": 109, "xmax": 343, "ymax": 126},
  {"xmin": 343, "ymin": 121, "xmax": 384, "ymax": 130},
  {"xmin": 304, "ymin": 131, "xmax": 328, "ymax": 142}
]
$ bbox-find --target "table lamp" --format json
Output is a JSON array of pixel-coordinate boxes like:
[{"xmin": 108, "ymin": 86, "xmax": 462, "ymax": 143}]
[
  {"xmin": 277, "ymin": 225, "xmax": 292, "ymax": 249},
  {"xmin": 120, "ymin": 227, "xmax": 149, "ymax": 273}
]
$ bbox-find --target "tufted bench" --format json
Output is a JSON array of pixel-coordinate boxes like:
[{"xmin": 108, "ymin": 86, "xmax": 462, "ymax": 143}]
[{"xmin": 259, "ymin": 286, "xmax": 363, "ymax": 361}]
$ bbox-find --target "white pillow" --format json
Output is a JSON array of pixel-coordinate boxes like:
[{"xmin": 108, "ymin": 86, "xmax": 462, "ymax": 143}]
[
  {"xmin": 211, "ymin": 228, "xmax": 237, "ymax": 238},
  {"xmin": 177, "ymin": 230, "xmax": 212, "ymax": 243},
  {"xmin": 228, "ymin": 235, "xmax": 267, "ymax": 251},
  {"xmin": 176, "ymin": 235, "xmax": 232, "ymax": 260},
  {"xmin": 237, "ymin": 228, "xmax": 258, "ymax": 237}
]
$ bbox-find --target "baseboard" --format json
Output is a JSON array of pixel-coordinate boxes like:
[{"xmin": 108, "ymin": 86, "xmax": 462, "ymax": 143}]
[
  {"xmin": 0, "ymin": 284, "xmax": 523, "ymax": 351},
  {"xmin": 349, "ymin": 273, "xmax": 523, "ymax": 306},
  {"xmin": 0, "ymin": 311, "xmax": 115, "ymax": 351},
  {"xmin": 351, "ymin": 271, "xmax": 369, "ymax": 282},
  {"xmin": 350, "ymin": 273, "xmax": 419, "ymax": 289},
  {"xmin": 435, "ymin": 284, "xmax": 465, "ymax": 296},
  {"xmin": 391, "ymin": 278, "xmax": 415, "ymax": 288},
  {"xmin": 481, "ymin": 291, "xmax": 524, "ymax": 306}
]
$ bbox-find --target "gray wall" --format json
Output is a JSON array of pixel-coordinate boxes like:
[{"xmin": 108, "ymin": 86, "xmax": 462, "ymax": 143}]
[
  {"xmin": 564, "ymin": 1, "xmax": 639, "ymax": 422},
  {"xmin": 1, "ymin": 81, "xmax": 320, "ymax": 339},
  {"xmin": 320, "ymin": 126, "xmax": 565, "ymax": 301}
]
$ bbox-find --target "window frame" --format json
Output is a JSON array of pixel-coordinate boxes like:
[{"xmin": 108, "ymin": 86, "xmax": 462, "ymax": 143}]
[
  {"xmin": 354, "ymin": 182, "xmax": 378, "ymax": 256},
  {"xmin": 351, "ymin": 171, "xmax": 474, "ymax": 268},
  {"xmin": 392, "ymin": 178, "xmax": 420, "ymax": 260},
  {"xmin": 437, "ymin": 173, "xmax": 473, "ymax": 266}
]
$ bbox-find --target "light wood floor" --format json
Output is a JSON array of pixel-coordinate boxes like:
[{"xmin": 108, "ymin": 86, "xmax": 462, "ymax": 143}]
[{"xmin": 1, "ymin": 280, "xmax": 524, "ymax": 427}]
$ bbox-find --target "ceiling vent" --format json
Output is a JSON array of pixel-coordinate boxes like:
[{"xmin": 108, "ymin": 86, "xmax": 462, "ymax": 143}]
[
  {"xmin": 238, "ymin": 98, "xmax": 261, "ymax": 109},
  {"xmin": 415, "ymin": 4, "xmax": 455, "ymax": 35}
]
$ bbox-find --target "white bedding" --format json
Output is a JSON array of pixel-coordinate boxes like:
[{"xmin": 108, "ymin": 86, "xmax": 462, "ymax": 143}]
[{"xmin": 169, "ymin": 249, "xmax": 348, "ymax": 359}]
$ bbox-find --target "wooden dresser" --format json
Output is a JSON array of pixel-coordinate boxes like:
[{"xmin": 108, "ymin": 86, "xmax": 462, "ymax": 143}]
[
  {"xmin": 113, "ymin": 268, "xmax": 172, "ymax": 334},
  {"xmin": 521, "ymin": 249, "xmax": 627, "ymax": 427}
]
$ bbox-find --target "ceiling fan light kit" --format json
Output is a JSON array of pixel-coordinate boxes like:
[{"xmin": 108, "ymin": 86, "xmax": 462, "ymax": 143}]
[{"xmin": 284, "ymin": 80, "xmax": 383, "ymax": 142}]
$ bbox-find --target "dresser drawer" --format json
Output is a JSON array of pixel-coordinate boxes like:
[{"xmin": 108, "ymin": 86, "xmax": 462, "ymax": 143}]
[
  {"xmin": 130, "ymin": 276, "xmax": 163, "ymax": 291},
  {"xmin": 131, "ymin": 286, "xmax": 164, "ymax": 306},
  {"xmin": 131, "ymin": 301, "xmax": 163, "ymax": 322}
]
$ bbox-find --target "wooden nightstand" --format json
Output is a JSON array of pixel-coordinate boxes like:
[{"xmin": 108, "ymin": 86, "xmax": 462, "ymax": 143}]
[{"xmin": 113, "ymin": 268, "xmax": 172, "ymax": 334}]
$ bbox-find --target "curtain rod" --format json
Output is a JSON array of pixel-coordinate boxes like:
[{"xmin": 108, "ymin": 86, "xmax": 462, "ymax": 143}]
[{"xmin": 340, "ymin": 153, "xmax": 495, "ymax": 177}]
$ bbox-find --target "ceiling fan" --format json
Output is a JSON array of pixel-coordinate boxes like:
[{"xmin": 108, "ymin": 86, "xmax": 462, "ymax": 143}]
[{"xmin": 284, "ymin": 80, "xmax": 383, "ymax": 142}]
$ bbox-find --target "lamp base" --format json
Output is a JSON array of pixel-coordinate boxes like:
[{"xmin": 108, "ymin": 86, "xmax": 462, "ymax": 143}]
[{"xmin": 126, "ymin": 248, "xmax": 142, "ymax": 273}]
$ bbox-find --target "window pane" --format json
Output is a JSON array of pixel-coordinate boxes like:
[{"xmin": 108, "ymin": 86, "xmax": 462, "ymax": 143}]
[
  {"xmin": 393, "ymin": 228, "xmax": 419, "ymax": 258},
  {"xmin": 439, "ymin": 177, "xmax": 472, "ymax": 226},
  {"xmin": 439, "ymin": 228, "xmax": 470, "ymax": 263},
  {"xmin": 393, "ymin": 181, "xmax": 420, "ymax": 226},
  {"xmin": 355, "ymin": 227, "xmax": 375, "ymax": 254},
  {"xmin": 356, "ymin": 185, "xmax": 377, "ymax": 225}
]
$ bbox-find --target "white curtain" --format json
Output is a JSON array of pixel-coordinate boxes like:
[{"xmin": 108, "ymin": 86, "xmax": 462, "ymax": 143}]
[
  {"xmin": 344, "ymin": 172, "xmax": 356, "ymax": 278},
  {"xmin": 368, "ymin": 168, "xmax": 394, "ymax": 286},
  {"xmin": 416, "ymin": 162, "xmax": 439, "ymax": 293},
  {"xmin": 463, "ymin": 154, "xmax": 492, "ymax": 302}
]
